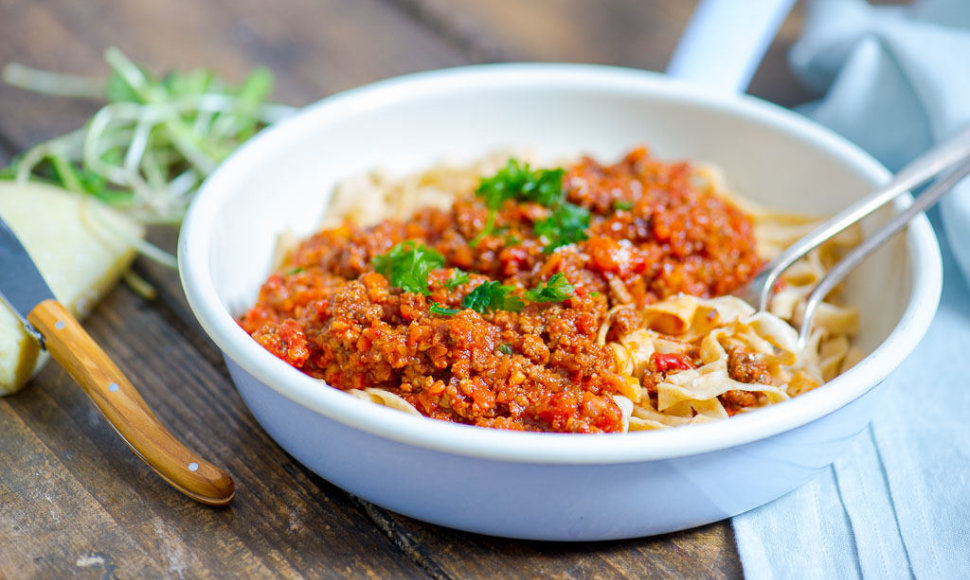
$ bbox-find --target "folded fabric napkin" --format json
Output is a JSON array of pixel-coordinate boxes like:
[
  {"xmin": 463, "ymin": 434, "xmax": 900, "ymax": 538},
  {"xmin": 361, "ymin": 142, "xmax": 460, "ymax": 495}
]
[{"xmin": 732, "ymin": 0, "xmax": 970, "ymax": 578}]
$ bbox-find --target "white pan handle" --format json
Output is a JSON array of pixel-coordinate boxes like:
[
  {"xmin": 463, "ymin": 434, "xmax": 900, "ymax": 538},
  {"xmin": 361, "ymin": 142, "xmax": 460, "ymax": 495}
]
[{"xmin": 667, "ymin": 0, "xmax": 797, "ymax": 94}]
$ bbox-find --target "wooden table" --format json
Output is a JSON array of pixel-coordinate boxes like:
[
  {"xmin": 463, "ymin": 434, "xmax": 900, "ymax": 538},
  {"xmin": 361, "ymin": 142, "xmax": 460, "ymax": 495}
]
[{"xmin": 0, "ymin": 2, "xmax": 813, "ymax": 577}]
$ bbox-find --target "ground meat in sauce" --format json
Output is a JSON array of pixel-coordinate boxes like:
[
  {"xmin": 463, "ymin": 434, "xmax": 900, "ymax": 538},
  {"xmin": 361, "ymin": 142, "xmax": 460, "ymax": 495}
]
[
  {"xmin": 727, "ymin": 347, "xmax": 772, "ymax": 385},
  {"xmin": 723, "ymin": 347, "xmax": 773, "ymax": 415},
  {"xmin": 239, "ymin": 147, "xmax": 765, "ymax": 433}
]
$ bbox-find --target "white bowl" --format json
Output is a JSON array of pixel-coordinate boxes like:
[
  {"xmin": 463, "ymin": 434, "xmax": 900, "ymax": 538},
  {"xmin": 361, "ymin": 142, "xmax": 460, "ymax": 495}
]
[{"xmin": 179, "ymin": 64, "xmax": 942, "ymax": 540}]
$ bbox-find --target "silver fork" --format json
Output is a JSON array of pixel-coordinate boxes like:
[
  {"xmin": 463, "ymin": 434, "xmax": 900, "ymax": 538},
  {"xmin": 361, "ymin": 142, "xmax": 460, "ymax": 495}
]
[{"xmin": 733, "ymin": 125, "xmax": 970, "ymax": 349}]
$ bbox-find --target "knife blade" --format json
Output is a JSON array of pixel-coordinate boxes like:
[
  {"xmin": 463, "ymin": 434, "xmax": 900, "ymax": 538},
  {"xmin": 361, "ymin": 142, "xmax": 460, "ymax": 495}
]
[
  {"xmin": 0, "ymin": 215, "xmax": 234, "ymax": 506},
  {"xmin": 0, "ymin": 218, "xmax": 54, "ymax": 343}
]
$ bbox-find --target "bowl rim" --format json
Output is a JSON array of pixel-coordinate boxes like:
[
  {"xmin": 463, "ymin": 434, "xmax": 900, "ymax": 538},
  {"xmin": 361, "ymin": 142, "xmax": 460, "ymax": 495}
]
[{"xmin": 179, "ymin": 63, "xmax": 942, "ymax": 464}]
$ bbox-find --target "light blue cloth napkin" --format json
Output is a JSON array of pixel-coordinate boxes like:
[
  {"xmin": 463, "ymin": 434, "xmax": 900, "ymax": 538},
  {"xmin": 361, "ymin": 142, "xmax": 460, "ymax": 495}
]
[{"xmin": 732, "ymin": 0, "xmax": 970, "ymax": 578}]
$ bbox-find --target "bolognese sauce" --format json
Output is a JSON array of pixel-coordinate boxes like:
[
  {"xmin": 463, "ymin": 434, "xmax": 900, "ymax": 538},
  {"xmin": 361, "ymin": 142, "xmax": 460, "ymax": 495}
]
[{"xmin": 239, "ymin": 147, "xmax": 765, "ymax": 433}]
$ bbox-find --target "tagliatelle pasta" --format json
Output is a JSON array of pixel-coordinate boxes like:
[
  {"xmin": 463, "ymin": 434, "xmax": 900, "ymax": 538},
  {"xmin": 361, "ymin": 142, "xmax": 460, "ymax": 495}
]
[
  {"xmin": 319, "ymin": 150, "xmax": 530, "ymax": 230},
  {"xmin": 240, "ymin": 147, "xmax": 862, "ymax": 433},
  {"xmin": 607, "ymin": 295, "xmax": 831, "ymax": 429}
]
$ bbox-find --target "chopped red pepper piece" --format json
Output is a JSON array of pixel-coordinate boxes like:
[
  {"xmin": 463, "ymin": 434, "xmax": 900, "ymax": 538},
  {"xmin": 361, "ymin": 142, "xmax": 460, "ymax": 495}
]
[{"xmin": 651, "ymin": 352, "xmax": 694, "ymax": 372}]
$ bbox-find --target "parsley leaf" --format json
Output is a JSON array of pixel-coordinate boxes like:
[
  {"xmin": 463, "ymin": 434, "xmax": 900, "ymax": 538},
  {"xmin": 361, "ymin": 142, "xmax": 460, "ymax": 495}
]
[
  {"xmin": 476, "ymin": 159, "xmax": 565, "ymax": 209},
  {"xmin": 524, "ymin": 273, "xmax": 575, "ymax": 303},
  {"xmin": 444, "ymin": 269, "xmax": 470, "ymax": 290},
  {"xmin": 497, "ymin": 343, "xmax": 514, "ymax": 355},
  {"xmin": 533, "ymin": 202, "xmax": 591, "ymax": 252},
  {"xmin": 472, "ymin": 159, "xmax": 565, "ymax": 244},
  {"xmin": 372, "ymin": 241, "xmax": 444, "ymax": 295},
  {"xmin": 613, "ymin": 200, "xmax": 634, "ymax": 211},
  {"xmin": 430, "ymin": 302, "xmax": 460, "ymax": 317},
  {"xmin": 462, "ymin": 281, "xmax": 525, "ymax": 314}
]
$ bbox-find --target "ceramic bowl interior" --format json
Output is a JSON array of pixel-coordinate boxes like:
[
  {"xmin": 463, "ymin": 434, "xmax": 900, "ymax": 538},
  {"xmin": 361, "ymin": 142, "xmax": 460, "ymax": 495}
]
[{"xmin": 179, "ymin": 64, "xmax": 941, "ymax": 539}]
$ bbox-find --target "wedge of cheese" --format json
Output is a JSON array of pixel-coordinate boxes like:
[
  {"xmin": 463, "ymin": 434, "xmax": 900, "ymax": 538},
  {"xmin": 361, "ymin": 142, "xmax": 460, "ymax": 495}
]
[{"xmin": 0, "ymin": 182, "xmax": 144, "ymax": 394}]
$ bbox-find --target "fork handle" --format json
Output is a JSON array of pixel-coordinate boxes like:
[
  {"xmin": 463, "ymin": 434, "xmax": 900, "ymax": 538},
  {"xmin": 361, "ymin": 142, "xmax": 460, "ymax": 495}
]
[
  {"xmin": 796, "ymin": 157, "xmax": 970, "ymax": 345},
  {"xmin": 28, "ymin": 299, "xmax": 235, "ymax": 506},
  {"xmin": 757, "ymin": 123, "xmax": 970, "ymax": 310}
]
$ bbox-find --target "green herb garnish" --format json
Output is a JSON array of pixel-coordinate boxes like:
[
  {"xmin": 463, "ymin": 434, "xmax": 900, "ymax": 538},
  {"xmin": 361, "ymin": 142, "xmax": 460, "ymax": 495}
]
[
  {"xmin": 430, "ymin": 302, "xmax": 460, "ymax": 317},
  {"xmin": 524, "ymin": 273, "xmax": 575, "ymax": 303},
  {"xmin": 472, "ymin": 159, "xmax": 565, "ymax": 244},
  {"xmin": 462, "ymin": 281, "xmax": 525, "ymax": 314},
  {"xmin": 449, "ymin": 273, "xmax": 574, "ymax": 314},
  {"xmin": 533, "ymin": 202, "xmax": 591, "ymax": 252},
  {"xmin": 497, "ymin": 343, "xmax": 514, "ymax": 355},
  {"xmin": 444, "ymin": 269, "xmax": 470, "ymax": 290},
  {"xmin": 372, "ymin": 241, "xmax": 445, "ymax": 295},
  {"xmin": 613, "ymin": 200, "xmax": 634, "ymax": 211},
  {"xmin": 476, "ymin": 159, "xmax": 564, "ymax": 209}
]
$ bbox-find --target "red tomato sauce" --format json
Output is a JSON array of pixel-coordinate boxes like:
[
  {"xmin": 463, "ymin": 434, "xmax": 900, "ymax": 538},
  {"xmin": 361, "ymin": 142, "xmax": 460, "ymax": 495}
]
[{"xmin": 239, "ymin": 148, "xmax": 763, "ymax": 433}]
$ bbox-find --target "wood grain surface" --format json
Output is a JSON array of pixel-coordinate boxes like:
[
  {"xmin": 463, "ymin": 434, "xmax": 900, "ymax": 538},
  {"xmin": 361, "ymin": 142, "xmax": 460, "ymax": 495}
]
[
  {"xmin": 27, "ymin": 299, "xmax": 235, "ymax": 507},
  {"xmin": 0, "ymin": 1, "xmax": 813, "ymax": 577}
]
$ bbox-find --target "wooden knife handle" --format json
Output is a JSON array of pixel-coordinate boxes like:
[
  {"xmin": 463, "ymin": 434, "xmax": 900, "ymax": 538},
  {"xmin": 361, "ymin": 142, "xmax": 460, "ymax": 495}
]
[{"xmin": 28, "ymin": 299, "xmax": 235, "ymax": 506}]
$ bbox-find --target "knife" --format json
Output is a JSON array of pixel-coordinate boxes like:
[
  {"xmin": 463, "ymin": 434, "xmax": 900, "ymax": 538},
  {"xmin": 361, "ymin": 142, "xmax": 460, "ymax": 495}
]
[{"xmin": 0, "ymin": 216, "xmax": 234, "ymax": 506}]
